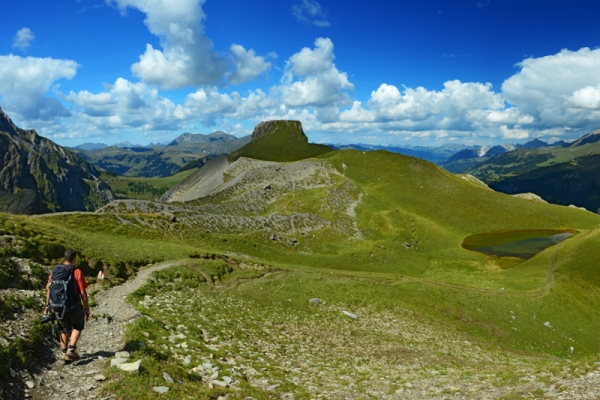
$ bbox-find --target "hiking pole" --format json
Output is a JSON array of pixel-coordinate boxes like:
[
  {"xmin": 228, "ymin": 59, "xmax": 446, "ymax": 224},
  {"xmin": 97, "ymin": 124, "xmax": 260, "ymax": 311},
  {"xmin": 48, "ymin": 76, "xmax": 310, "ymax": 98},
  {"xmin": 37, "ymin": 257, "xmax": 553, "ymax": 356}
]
[{"xmin": 41, "ymin": 312, "xmax": 59, "ymax": 341}]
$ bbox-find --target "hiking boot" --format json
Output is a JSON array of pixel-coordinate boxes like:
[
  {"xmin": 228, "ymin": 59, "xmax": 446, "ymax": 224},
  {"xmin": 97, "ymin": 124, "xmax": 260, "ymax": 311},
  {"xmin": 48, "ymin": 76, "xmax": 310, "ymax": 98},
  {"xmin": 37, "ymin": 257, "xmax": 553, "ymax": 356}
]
[{"xmin": 65, "ymin": 347, "xmax": 80, "ymax": 363}]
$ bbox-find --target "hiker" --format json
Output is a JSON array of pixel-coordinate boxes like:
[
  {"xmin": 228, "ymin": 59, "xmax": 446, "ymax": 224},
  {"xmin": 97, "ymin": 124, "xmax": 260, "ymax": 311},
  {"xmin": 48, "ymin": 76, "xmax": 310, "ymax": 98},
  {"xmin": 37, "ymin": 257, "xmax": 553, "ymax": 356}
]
[{"xmin": 45, "ymin": 248, "xmax": 91, "ymax": 364}]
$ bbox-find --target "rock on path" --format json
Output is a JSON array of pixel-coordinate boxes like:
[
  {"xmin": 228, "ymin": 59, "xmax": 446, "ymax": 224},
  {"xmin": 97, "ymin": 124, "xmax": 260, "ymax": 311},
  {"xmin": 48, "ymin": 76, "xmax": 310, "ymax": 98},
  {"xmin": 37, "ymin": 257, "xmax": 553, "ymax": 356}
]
[{"xmin": 29, "ymin": 261, "xmax": 182, "ymax": 400}]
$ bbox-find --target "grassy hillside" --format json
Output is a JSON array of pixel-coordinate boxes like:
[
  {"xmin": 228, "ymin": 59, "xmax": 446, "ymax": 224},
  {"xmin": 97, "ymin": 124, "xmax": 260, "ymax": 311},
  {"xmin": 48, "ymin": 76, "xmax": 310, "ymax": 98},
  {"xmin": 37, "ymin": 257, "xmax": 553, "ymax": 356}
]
[
  {"xmin": 227, "ymin": 120, "xmax": 332, "ymax": 163},
  {"xmin": 467, "ymin": 131, "xmax": 600, "ymax": 179},
  {"xmin": 4, "ymin": 147, "xmax": 600, "ymax": 398},
  {"xmin": 488, "ymin": 154, "xmax": 600, "ymax": 212},
  {"xmin": 38, "ymin": 150, "xmax": 600, "ymax": 352},
  {"xmin": 75, "ymin": 146, "xmax": 208, "ymax": 177},
  {"xmin": 100, "ymin": 169, "xmax": 198, "ymax": 200},
  {"xmin": 458, "ymin": 131, "xmax": 600, "ymax": 212}
]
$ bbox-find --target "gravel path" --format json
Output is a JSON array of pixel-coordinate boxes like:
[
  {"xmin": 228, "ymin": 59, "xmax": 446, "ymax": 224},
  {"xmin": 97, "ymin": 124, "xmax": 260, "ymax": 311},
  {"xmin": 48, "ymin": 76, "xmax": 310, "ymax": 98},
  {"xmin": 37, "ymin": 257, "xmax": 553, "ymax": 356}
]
[
  {"xmin": 29, "ymin": 261, "xmax": 182, "ymax": 400},
  {"xmin": 16, "ymin": 258, "xmax": 600, "ymax": 399}
]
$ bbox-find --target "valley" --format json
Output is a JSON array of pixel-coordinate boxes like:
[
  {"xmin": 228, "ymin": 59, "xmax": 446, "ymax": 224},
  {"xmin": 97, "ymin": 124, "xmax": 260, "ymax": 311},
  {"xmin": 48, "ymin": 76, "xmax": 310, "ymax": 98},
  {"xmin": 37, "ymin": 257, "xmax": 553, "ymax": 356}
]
[
  {"xmin": 452, "ymin": 129, "xmax": 600, "ymax": 213},
  {"xmin": 2, "ymin": 119, "xmax": 600, "ymax": 399}
]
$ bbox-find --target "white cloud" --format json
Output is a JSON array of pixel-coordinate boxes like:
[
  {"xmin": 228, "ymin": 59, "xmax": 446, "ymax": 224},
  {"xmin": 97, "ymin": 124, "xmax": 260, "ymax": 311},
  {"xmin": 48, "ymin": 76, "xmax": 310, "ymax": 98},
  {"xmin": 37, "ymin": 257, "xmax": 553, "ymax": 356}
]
[
  {"xmin": 279, "ymin": 38, "xmax": 353, "ymax": 108},
  {"xmin": 110, "ymin": 0, "xmax": 228, "ymax": 89},
  {"xmin": 66, "ymin": 78, "xmax": 187, "ymax": 130},
  {"xmin": 8, "ymin": 23, "xmax": 600, "ymax": 147},
  {"xmin": 499, "ymin": 125, "xmax": 529, "ymax": 140},
  {"xmin": 228, "ymin": 44, "xmax": 271, "ymax": 85},
  {"xmin": 502, "ymin": 47, "xmax": 600, "ymax": 129},
  {"xmin": 12, "ymin": 28, "xmax": 35, "ymax": 50},
  {"xmin": 339, "ymin": 80, "xmax": 505, "ymax": 133},
  {"xmin": 291, "ymin": 0, "xmax": 330, "ymax": 27},
  {"xmin": 567, "ymin": 85, "xmax": 600, "ymax": 110},
  {"xmin": 486, "ymin": 108, "xmax": 534, "ymax": 124},
  {"xmin": 0, "ymin": 55, "xmax": 78, "ymax": 120},
  {"xmin": 339, "ymin": 101, "xmax": 375, "ymax": 122},
  {"xmin": 67, "ymin": 78, "xmax": 153, "ymax": 117},
  {"xmin": 110, "ymin": 0, "xmax": 269, "ymax": 89}
]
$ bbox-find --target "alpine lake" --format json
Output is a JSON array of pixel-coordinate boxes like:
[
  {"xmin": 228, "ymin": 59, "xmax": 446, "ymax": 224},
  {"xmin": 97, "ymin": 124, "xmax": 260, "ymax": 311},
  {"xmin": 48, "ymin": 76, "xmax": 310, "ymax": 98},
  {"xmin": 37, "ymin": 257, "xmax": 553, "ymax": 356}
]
[{"xmin": 462, "ymin": 229, "xmax": 576, "ymax": 259}]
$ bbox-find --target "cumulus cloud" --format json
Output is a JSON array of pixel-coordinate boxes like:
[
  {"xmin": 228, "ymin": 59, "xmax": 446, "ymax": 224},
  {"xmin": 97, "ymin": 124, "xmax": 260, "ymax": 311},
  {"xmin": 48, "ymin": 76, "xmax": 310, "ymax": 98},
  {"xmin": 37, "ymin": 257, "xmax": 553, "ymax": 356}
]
[
  {"xmin": 12, "ymin": 28, "xmax": 35, "ymax": 50},
  {"xmin": 499, "ymin": 125, "xmax": 529, "ymax": 140},
  {"xmin": 109, "ymin": 0, "xmax": 269, "ymax": 89},
  {"xmin": 279, "ymin": 38, "xmax": 353, "ymax": 109},
  {"xmin": 67, "ymin": 78, "xmax": 152, "ymax": 117},
  {"xmin": 10, "ymin": 25, "xmax": 600, "ymax": 146},
  {"xmin": 502, "ymin": 47, "xmax": 600, "ymax": 129},
  {"xmin": 0, "ymin": 55, "xmax": 78, "ymax": 120},
  {"xmin": 66, "ymin": 78, "xmax": 188, "ymax": 131},
  {"xmin": 338, "ymin": 80, "xmax": 507, "ymax": 132},
  {"xmin": 58, "ymin": 42, "xmax": 346, "ymax": 137},
  {"xmin": 321, "ymin": 47, "xmax": 600, "ymax": 141},
  {"xmin": 567, "ymin": 85, "xmax": 600, "ymax": 110},
  {"xmin": 109, "ymin": 0, "xmax": 228, "ymax": 89},
  {"xmin": 228, "ymin": 45, "xmax": 271, "ymax": 85},
  {"xmin": 292, "ymin": 0, "xmax": 330, "ymax": 27},
  {"xmin": 486, "ymin": 108, "xmax": 534, "ymax": 124}
]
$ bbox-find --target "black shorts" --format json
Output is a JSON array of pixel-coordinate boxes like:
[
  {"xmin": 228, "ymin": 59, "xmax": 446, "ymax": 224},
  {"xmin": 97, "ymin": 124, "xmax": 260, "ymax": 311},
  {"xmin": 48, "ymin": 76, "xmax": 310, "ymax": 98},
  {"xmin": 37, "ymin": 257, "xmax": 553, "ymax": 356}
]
[{"xmin": 56, "ymin": 303, "xmax": 85, "ymax": 334}]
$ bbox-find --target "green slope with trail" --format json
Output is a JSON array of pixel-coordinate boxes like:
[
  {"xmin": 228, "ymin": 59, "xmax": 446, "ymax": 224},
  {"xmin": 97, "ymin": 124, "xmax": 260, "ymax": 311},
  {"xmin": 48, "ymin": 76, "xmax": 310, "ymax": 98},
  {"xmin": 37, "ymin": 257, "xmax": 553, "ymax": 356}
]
[{"xmin": 3, "ymin": 120, "xmax": 600, "ymax": 397}]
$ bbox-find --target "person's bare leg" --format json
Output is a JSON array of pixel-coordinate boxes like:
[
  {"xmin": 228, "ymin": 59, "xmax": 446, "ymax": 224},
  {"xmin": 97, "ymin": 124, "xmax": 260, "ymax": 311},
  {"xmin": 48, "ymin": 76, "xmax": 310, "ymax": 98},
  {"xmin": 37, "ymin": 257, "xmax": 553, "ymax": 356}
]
[
  {"xmin": 69, "ymin": 329, "xmax": 81, "ymax": 347},
  {"xmin": 60, "ymin": 332, "xmax": 69, "ymax": 351}
]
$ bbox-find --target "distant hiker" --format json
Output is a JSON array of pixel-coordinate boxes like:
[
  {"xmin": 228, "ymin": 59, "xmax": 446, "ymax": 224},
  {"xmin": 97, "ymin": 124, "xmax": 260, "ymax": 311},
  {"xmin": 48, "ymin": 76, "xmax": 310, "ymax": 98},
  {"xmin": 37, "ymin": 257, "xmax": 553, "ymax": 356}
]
[{"xmin": 45, "ymin": 248, "xmax": 91, "ymax": 364}]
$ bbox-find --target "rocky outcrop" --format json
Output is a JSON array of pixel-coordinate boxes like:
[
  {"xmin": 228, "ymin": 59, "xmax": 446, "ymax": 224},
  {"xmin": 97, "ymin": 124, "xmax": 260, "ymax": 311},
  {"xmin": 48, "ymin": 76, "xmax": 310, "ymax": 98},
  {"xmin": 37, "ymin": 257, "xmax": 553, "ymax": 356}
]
[
  {"xmin": 227, "ymin": 120, "xmax": 332, "ymax": 163},
  {"xmin": 512, "ymin": 192, "xmax": 548, "ymax": 203},
  {"xmin": 160, "ymin": 155, "xmax": 230, "ymax": 203},
  {"xmin": 250, "ymin": 120, "xmax": 305, "ymax": 141},
  {"xmin": 0, "ymin": 108, "xmax": 114, "ymax": 214}
]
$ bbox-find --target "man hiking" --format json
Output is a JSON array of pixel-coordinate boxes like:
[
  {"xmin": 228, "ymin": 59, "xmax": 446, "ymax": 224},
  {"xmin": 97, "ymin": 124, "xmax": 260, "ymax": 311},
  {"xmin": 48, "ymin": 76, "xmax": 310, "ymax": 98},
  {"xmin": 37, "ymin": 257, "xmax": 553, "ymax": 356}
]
[{"xmin": 45, "ymin": 248, "xmax": 90, "ymax": 364}]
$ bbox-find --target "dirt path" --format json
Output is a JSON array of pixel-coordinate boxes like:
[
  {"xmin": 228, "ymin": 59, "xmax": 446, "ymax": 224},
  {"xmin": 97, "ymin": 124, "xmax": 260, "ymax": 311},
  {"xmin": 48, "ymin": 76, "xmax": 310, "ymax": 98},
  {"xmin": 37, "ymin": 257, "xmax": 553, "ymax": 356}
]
[{"xmin": 29, "ymin": 260, "xmax": 183, "ymax": 400}]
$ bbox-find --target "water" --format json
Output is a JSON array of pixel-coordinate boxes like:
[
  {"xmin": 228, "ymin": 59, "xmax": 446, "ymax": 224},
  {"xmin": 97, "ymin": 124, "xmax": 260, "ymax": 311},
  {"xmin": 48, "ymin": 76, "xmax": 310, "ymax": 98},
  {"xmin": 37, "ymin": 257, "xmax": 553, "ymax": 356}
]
[{"xmin": 462, "ymin": 231, "xmax": 574, "ymax": 259}]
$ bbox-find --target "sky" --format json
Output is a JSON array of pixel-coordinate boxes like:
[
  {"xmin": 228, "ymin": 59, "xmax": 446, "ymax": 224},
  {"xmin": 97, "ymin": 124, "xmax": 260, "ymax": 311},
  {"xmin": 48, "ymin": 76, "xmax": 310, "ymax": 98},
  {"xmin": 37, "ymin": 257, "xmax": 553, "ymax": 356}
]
[{"xmin": 1, "ymin": 0, "xmax": 600, "ymax": 148}]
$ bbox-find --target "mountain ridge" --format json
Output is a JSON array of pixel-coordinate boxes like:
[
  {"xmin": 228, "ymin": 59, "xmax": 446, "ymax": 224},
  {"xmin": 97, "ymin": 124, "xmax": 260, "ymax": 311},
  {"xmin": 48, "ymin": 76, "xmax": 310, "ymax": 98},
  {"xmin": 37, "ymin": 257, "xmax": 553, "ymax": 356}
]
[{"xmin": 0, "ymin": 108, "xmax": 114, "ymax": 214}]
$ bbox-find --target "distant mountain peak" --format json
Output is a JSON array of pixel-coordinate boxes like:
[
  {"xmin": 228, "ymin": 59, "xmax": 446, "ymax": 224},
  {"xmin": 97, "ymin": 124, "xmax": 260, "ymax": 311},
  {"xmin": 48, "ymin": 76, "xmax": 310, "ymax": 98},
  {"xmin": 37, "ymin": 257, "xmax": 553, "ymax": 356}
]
[
  {"xmin": 478, "ymin": 146, "xmax": 490, "ymax": 157},
  {"xmin": 572, "ymin": 128, "xmax": 600, "ymax": 147},
  {"xmin": 484, "ymin": 145, "xmax": 508, "ymax": 158},
  {"xmin": 0, "ymin": 107, "xmax": 26, "ymax": 139},
  {"xmin": 75, "ymin": 142, "xmax": 108, "ymax": 151},
  {"xmin": 113, "ymin": 140, "xmax": 142, "ymax": 148},
  {"xmin": 168, "ymin": 131, "xmax": 237, "ymax": 146},
  {"xmin": 518, "ymin": 138, "xmax": 549, "ymax": 149},
  {"xmin": 445, "ymin": 149, "xmax": 480, "ymax": 163},
  {"xmin": 0, "ymin": 109, "xmax": 114, "ymax": 214}
]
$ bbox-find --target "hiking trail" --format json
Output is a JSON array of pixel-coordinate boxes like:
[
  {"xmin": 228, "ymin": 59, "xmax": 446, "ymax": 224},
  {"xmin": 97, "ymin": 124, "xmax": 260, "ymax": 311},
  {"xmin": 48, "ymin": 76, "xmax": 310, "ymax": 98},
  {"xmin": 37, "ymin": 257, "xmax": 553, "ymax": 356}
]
[{"xmin": 29, "ymin": 261, "xmax": 181, "ymax": 400}]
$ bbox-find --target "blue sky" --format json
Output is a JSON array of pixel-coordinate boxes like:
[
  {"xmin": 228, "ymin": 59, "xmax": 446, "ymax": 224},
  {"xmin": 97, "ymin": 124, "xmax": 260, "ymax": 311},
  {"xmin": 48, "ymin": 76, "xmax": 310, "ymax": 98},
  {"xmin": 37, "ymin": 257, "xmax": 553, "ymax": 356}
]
[{"xmin": 1, "ymin": 0, "xmax": 600, "ymax": 147}]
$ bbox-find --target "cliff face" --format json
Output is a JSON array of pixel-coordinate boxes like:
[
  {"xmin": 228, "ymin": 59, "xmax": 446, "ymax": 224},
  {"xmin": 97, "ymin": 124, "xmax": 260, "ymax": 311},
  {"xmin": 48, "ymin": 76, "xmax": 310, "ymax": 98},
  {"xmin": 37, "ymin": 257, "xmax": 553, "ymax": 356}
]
[
  {"xmin": 227, "ymin": 120, "xmax": 332, "ymax": 163},
  {"xmin": 0, "ymin": 108, "xmax": 114, "ymax": 214}
]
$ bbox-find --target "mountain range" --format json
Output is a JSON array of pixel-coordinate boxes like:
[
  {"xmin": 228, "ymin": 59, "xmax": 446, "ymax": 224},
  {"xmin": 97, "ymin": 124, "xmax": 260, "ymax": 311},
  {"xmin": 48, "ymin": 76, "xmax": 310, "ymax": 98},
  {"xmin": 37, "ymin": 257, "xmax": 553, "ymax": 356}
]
[
  {"xmin": 70, "ymin": 132, "xmax": 250, "ymax": 178},
  {"xmin": 4, "ymin": 118, "xmax": 600, "ymax": 399},
  {"xmin": 0, "ymin": 108, "xmax": 114, "ymax": 214},
  {"xmin": 439, "ymin": 138, "xmax": 568, "ymax": 173},
  {"xmin": 463, "ymin": 129, "xmax": 600, "ymax": 213}
]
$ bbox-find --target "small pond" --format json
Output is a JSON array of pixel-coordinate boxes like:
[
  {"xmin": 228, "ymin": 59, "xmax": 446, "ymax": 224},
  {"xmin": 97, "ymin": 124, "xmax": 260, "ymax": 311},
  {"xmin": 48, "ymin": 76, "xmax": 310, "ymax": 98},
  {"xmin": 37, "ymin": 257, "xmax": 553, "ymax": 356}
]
[{"xmin": 462, "ymin": 230, "xmax": 575, "ymax": 259}]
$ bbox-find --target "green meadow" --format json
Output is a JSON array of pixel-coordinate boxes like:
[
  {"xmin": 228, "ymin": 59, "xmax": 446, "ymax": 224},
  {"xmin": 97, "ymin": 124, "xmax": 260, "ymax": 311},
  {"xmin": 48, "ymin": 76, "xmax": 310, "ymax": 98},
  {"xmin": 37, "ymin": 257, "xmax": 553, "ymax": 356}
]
[
  {"xmin": 100, "ymin": 169, "xmax": 198, "ymax": 200},
  {"xmin": 3, "ymin": 145, "xmax": 600, "ymax": 397},
  {"xmin": 15, "ymin": 149, "xmax": 600, "ymax": 355}
]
